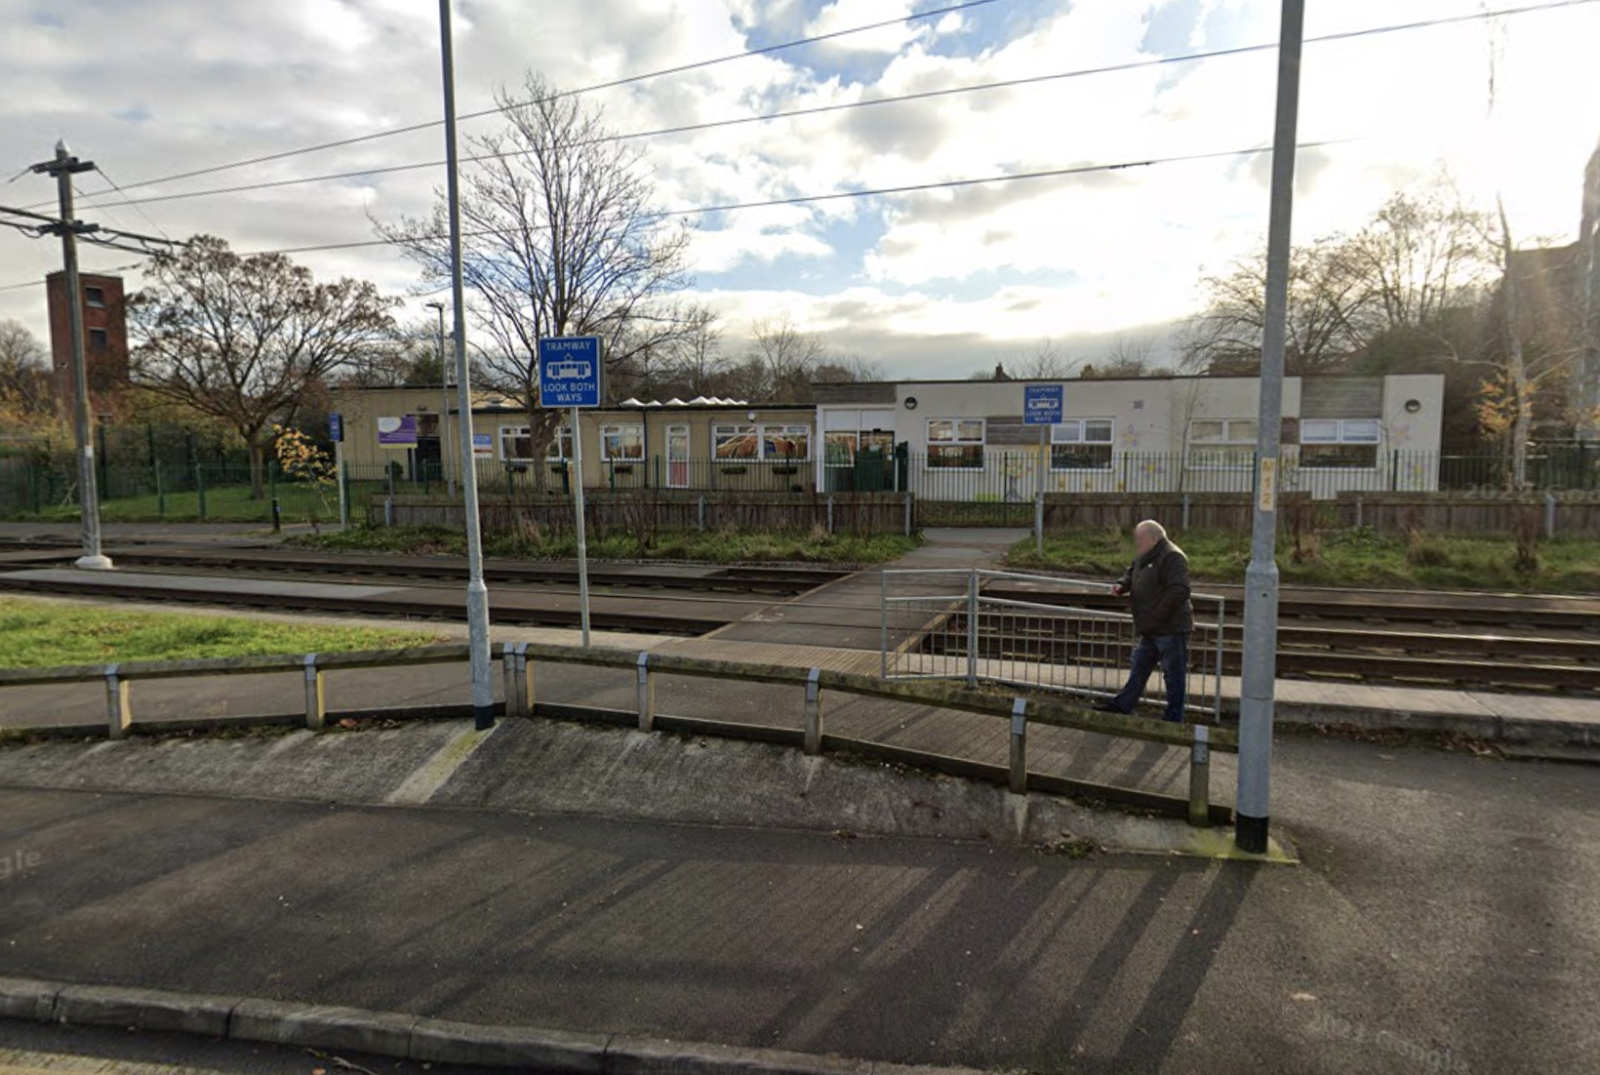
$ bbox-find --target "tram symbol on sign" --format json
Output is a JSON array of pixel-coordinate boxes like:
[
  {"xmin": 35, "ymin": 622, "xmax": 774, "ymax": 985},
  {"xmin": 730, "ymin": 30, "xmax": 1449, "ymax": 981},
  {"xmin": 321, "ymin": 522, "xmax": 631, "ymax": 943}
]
[{"xmin": 547, "ymin": 359, "xmax": 592, "ymax": 381}]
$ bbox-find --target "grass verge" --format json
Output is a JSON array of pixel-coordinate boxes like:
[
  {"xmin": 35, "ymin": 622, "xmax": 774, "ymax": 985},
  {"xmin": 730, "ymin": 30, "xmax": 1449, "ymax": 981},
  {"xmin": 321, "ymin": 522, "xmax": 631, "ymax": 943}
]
[
  {"xmin": 1007, "ymin": 526, "xmax": 1600, "ymax": 594},
  {"xmin": 0, "ymin": 598, "xmax": 445, "ymax": 668},
  {"xmin": 6, "ymin": 481, "xmax": 387, "ymax": 525},
  {"xmin": 291, "ymin": 524, "xmax": 921, "ymax": 565}
]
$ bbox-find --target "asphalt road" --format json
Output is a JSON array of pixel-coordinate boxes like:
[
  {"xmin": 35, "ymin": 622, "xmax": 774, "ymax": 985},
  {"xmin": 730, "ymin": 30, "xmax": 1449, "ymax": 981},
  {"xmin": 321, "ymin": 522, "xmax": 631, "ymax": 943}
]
[
  {"xmin": 0, "ymin": 1020, "xmax": 509, "ymax": 1075},
  {"xmin": 1, "ymin": 731, "xmax": 1596, "ymax": 1075}
]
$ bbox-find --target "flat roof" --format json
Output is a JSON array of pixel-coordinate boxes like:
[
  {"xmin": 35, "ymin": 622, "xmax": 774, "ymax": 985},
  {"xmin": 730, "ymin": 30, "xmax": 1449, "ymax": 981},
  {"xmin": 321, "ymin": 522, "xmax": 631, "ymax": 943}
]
[
  {"xmin": 469, "ymin": 402, "xmax": 815, "ymax": 414},
  {"xmin": 813, "ymin": 372, "xmax": 1438, "ymax": 387}
]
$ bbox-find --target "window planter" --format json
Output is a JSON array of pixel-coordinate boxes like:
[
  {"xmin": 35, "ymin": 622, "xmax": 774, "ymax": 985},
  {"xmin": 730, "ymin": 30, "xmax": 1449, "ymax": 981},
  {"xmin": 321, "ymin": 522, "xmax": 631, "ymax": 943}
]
[
  {"xmin": 772, "ymin": 465, "xmax": 798, "ymax": 476},
  {"xmin": 611, "ymin": 465, "xmax": 635, "ymax": 475},
  {"xmin": 719, "ymin": 466, "xmax": 748, "ymax": 476}
]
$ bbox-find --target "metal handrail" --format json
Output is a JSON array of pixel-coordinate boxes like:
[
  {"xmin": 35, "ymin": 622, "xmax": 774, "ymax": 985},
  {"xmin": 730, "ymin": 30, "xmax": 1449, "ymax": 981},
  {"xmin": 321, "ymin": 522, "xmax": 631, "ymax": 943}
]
[
  {"xmin": 0, "ymin": 638, "xmax": 1233, "ymax": 827},
  {"xmin": 881, "ymin": 567, "xmax": 1229, "ymax": 726}
]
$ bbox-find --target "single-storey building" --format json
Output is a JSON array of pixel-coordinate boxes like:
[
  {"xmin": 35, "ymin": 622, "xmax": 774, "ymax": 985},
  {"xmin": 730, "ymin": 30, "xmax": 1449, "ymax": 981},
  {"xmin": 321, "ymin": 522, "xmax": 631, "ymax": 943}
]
[
  {"xmin": 325, "ymin": 385, "xmax": 818, "ymax": 493},
  {"xmin": 327, "ymin": 372, "xmax": 1445, "ymax": 500},
  {"xmin": 813, "ymin": 374, "xmax": 1447, "ymax": 499}
]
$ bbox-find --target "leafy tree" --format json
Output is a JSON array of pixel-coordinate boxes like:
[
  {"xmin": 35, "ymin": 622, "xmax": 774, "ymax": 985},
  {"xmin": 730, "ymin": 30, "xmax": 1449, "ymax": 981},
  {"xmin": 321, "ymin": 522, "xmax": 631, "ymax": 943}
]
[
  {"xmin": 129, "ymin": 235, "xmax": 397, "ymax": 495},
  {"xmin": 0, "ymin": 319, "xmax": 52, "ymax": 417}
]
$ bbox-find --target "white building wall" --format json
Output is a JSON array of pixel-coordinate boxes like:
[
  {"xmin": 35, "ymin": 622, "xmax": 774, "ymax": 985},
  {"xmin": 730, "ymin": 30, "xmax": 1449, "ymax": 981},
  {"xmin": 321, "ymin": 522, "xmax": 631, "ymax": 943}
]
[{"xmin": 817, "ymin": 374, "xmax": 1446, "ymax": 500}]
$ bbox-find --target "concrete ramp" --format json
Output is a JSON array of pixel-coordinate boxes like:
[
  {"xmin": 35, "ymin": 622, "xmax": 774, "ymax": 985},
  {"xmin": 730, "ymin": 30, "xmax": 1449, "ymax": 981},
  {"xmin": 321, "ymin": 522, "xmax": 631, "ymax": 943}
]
[{"xmin": 0, "ymin": 717, "xmax": 1266, "ymax": 859}]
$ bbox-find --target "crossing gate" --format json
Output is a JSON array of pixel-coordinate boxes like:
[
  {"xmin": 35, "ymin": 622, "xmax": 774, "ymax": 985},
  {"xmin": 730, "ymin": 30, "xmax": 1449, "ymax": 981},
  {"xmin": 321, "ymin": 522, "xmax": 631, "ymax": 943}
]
[{"xmin": 879, "ymin": 568, "xmax": 1227, "ymax": 723}]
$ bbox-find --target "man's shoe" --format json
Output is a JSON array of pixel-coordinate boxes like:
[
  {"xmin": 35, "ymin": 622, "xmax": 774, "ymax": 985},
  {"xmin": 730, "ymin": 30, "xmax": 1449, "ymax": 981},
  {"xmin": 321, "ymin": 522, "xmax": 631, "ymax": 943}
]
[{"xmin": 1092, "ymin": 702, "xmax": 1128, "ymax": 714}]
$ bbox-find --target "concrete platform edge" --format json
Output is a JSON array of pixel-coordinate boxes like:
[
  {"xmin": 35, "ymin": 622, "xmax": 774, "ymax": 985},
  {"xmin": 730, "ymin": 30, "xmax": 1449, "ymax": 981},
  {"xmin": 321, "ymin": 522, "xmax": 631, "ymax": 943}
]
[
  {"xmin": 1273, "ymin": 699, "xmax": 1598, "ymax": 751},
  {"xmin": 0, "ymin": 977, "xmax": 983, "ymax": 1075}
]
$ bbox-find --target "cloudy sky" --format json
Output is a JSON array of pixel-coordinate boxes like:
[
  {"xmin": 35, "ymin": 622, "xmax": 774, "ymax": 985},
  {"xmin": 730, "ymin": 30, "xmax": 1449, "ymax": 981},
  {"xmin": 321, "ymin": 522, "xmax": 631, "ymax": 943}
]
[{"xmin": 2, "ymin": 0, "xmax": 1597, "ymax": 378}]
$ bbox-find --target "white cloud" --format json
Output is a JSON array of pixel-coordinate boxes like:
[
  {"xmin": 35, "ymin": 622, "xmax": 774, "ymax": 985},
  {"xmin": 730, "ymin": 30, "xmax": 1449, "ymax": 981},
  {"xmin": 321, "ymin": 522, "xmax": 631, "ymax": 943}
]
[
  {"xmin": 0, "ymin": 0, "xmax": 1596, "ymax": 381},
  {"xmin": 803, "ymin": 0, "xmax": 922, "ymax": 54}
]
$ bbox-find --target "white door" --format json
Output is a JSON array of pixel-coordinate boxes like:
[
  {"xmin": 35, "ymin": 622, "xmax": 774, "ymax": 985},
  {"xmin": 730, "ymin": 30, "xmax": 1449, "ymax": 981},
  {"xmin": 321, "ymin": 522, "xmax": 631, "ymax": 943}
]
[{"xmin": 667, "ymin": 425, "xmax": 690, "ymax": 488}]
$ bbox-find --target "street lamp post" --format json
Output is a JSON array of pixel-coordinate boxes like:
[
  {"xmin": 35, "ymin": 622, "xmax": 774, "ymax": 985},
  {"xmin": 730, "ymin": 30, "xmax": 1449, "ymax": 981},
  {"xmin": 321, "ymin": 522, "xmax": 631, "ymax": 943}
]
[
  {"xmin": 1236, "ymin": 0, "xmax": 1306, "ymax": 855},
  {"xmin": 438, "ymin": 0, "xmax": 493, "ymax": 730},
  {"xmin": 425, "ymin": 300, "xmax": 455, "ymax": 498}
]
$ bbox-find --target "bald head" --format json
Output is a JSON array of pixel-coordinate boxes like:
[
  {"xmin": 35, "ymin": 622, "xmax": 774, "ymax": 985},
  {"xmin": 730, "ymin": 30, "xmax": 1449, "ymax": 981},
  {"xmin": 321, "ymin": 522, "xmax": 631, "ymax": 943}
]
[{"xmin": 1134, "ymin": 519, "xmax": 1167, "ymax": 556}]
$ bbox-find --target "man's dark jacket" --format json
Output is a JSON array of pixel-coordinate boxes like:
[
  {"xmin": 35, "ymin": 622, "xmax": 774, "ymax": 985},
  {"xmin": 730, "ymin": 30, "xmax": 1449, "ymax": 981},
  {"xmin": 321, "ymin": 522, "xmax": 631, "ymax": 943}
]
[{"xmin": 1117, "ymin": 537, "xmax": 1194, "ymax": 636}]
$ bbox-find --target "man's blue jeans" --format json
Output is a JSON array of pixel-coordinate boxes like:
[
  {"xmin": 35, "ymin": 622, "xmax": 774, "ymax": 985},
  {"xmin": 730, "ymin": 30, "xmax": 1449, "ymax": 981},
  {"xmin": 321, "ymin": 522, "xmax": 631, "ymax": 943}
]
[{"xmin": 1110, "ymin": 633, "xmax": 1188, "ymax": 722}]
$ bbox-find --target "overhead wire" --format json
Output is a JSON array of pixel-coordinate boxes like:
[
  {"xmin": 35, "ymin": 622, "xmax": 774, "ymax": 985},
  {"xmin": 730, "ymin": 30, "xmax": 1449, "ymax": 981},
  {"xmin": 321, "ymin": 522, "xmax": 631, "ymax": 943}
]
[
  {"xmin": 62, "ymin": 0, "xmax": 1600, "ymax": 214},
  {"xmin": 36, "ymin": 0, "xmax": 1015, "ymax": 209},
  {"xmin": 242, "ymin": 139, "xmax": 1351, "ymax": 258},
  {"xmin": 89, "ymin": 165, "xmax": 175, "ymax": 242}
]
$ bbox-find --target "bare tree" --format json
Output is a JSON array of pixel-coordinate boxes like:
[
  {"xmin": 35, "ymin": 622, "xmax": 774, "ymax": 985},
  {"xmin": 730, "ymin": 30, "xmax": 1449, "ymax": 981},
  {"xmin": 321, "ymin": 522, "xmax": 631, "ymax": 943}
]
[
  {"xmin": 1083, "ymin": 334, "xmax": 1169, "ymax": 378},
  {"xmin": 663, "ymin": 305, "xmax": 727, "ymax": 397},
  {"xmin": 813, "ymin": 351, "xmax": 885, "ymax": 385},
  {"xmin": 1013, "ymin": 339, "xmax": 1075, "ymax": 379},
  {"xmin": 1182, "ymin": 243, "xmax": 1366, "ymax": 375},
  {"xmin": 1341, "ymin": 184, "xmax": 1494, "ymax": 340},
  {"xmin": 746, "ymin": 314, "xmax": 830, "ymax": 400},
  {"xmin": 0, "ymin": 319, "xmax": 52, "ymax": 416},
  {"xmin": 377, "ymin": 72, "xmax": 693, "ymax": 453},
  {"xmin": 129, "ymin": 235, "xmax": 397, "ymax": 494}
]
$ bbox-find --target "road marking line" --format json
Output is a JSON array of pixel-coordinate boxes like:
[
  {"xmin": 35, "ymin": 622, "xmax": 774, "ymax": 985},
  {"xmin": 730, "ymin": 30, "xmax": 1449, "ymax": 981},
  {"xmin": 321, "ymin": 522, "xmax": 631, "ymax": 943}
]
[
  {"xmin": 384, "ymin": 722, "xmax": 500, "ymax": 805},
  {"xmin": 0, "ymin": 1050, "xmax": 231, "ymax": 1075}
]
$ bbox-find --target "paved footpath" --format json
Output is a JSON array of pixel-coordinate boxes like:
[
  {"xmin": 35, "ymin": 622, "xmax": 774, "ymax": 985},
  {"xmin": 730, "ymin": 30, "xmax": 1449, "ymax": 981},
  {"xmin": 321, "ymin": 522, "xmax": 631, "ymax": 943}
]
[
  {"xmin": 1, "ymin": 729, "xmax": 1597, "ymax": 1075},
  {"xmin": 709, "ymin": 528, "xmax": 1027, "ymax": 649}
]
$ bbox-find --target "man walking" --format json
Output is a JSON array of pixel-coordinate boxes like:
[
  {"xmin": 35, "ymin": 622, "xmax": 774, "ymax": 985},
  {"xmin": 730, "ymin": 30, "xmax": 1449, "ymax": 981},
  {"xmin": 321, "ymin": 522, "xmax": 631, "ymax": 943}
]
[{"xmin": 1095, "ymin": 519, "xmax": 1193, "ymax": 722}]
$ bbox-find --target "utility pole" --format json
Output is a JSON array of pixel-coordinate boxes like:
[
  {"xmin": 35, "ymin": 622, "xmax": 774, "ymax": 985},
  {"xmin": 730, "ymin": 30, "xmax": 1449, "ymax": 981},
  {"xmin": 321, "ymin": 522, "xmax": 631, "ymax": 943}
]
[
  {"xmin": 32, "ymin": 142, "xmax": 112, "ymax": 571},
  {"xmin": 439, "ymin": 0, "xmax": 493, "ymax": 731},
  {"xmin": 426, "ymin": 300, "xmax": 455, "ymax": 498},
  {"xmin": 1236, "ymin": 0, "xmax": 1305, "ymax": 855}
]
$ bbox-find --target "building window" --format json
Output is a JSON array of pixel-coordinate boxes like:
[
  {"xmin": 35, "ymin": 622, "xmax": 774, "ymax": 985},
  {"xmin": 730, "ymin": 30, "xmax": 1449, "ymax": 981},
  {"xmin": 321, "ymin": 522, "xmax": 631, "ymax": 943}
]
[
  {"xmin": 824, "ymin": 428, "xmax": 891, "ymax": 464},
  {"xmin": 548, "ymin": 424, "xmax": 572, "ymax": 461},
  {"xmin": 1186, "ymin": 418, "xmax": 1258, "ymax": 469},
  {"xmin": 499, "ymin": 425, "xmax": 534, "ymax": 461},
  {"xmin": 926, "ymin": 418, "xmax": 984, "ymax": 469},
  {"xmin": 762, "ymin": 424, "xmax": 810, "ymax": 460},
  {"xmin": 714, "ymin": 424, "xmax": 760, "ymax": 459},
  {"xmin": 85, "ymin": 286, "xmax": 106, "ymax": 308},
  {"xmin": 600, "ymin": 423, "xmax": 644, "ymax": 461},
  {"xmin": 1050, "ymin": 418, "xmax": 1113, "ymax": 470},
  {"xmin": 498, "ymin": 424, "xmax": 570, "ymax": 461},
  {"xmin": 87, "ymin": 328, "xmax": 109, "ymax": 349},
  {"xmin": 1300, "ymin": 418, "xmax": 1380, "ymax": 468}
]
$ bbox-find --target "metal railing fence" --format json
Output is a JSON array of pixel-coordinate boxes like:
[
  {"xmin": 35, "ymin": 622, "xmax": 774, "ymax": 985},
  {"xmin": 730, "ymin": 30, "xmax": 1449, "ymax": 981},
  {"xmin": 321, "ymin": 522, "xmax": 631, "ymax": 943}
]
[
  {"xmin": 882, "ymin": 568, "xmax": 1227, "ymax": 724},
  {"xmin": 0, "ymin": 639, "xmax": 1235, "ymax": 827}
]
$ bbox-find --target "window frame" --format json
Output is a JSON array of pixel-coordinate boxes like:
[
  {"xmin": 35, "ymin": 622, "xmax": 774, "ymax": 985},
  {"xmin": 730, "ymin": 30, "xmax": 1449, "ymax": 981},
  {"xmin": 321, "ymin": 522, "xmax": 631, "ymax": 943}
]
[
  {"xmin": 1299, "ymin": 418, "xmax": 1382, "ymax": 469},
  {"xmin": 1185, "ymin": 418, "xmax": 1259, "ymax": 470},
  {"xmin": 84, "ymin": 286, "xmax": 106, "ymax": 309},
  {"xmin": 497, "ymin": 423, "xmax": 570, "ymax": 462},
  {"xmin": 1049, "ymin": 418, "xmax": 1114, "ymax": 471},
  {"xmin": 498, "ymin": 425, "xmax": 534, "ymax": 462},
  {"xmin": 925, "ymin": 417, "xmax": 985, "ymax": 471},
  {"xmin": 761, "ymin": 423, "xmax": 811, "ymax": 461},
  {"xmin": 713, "ymin": 423, "xmax": 760, "ymax": 460},
  {"xmin": 599, "ymin": 422, "xmax": 644, "ymax": 461}
]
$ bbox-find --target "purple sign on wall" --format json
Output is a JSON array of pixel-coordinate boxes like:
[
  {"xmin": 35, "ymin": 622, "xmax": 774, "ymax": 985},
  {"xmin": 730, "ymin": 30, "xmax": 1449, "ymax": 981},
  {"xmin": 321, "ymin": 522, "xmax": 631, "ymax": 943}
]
[{"xmin": 377, "ymin": 415, "xmax": 418, "ymax": 448}]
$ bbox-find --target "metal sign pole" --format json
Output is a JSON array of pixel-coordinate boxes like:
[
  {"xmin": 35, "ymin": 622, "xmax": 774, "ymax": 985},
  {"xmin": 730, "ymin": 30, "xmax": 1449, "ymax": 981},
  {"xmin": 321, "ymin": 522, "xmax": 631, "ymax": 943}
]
[
  {"xmin": 1036, "ymin": 424, "xmax": 1046, "ymax": 556},
  {"xmin": 571, "ymin": 404, "xmax": 592, "ymax": 647},
  {"xmin": 335, "ymin": 441, "xmax": 347, "ymax": 529},
  {"xmin": 1236, "ymin": 0, "xmax": 1305, "ymax": 854}
]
